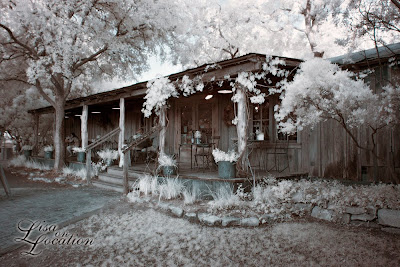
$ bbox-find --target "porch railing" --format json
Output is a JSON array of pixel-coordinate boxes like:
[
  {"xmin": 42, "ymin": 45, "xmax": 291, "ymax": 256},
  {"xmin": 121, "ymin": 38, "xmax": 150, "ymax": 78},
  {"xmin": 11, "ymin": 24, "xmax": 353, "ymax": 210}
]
[
  {"xmin": 85, "ymin": 127, "xmax": 121, "ymax": 183},
  {"xmin": 122, "ymin": 124, "xmax": 162, "ymax": 194}
]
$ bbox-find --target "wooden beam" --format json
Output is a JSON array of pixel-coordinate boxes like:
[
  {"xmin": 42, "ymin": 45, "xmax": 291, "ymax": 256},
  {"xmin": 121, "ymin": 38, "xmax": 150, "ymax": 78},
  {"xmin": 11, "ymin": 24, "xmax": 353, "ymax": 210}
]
[
  {"xmin": 81, "ymin": 105, "xmax": 88, "ymax": 149},
  {"xmin": 118, "ymin": 98, "xmax": 125, "ymax": 167}
]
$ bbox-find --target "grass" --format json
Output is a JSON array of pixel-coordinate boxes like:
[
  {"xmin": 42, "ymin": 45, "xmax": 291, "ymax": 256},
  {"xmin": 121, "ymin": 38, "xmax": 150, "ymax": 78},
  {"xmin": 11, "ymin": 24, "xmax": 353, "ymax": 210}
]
[{"xmin": 9, "ymin": 155, "xmax": 51, "ymax": 171}]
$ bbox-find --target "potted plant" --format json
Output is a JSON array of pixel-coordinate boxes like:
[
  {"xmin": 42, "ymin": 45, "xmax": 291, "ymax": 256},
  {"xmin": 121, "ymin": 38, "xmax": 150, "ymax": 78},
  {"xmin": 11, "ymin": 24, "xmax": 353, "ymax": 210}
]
[
  {"xmin": 97, "ymin": 149, "xmax": 119, "ymax": 167},
  {"xmin": 212, "ymin": 148, "xmax": 239, "ymax": 178},
  {"xmin": 43, "ymin": 145, "xmax": 54, "ymax": 159},
  {"xmin": 72, "ymin": 147, "xmax": 86, "ymax": 162},
  {"xmin": 158, "ymin": 153, "xmax": 177, "ymax": 176},
  {"xmin": 22, "ymin": 145, "xmax": 33, "ymax": 159}
]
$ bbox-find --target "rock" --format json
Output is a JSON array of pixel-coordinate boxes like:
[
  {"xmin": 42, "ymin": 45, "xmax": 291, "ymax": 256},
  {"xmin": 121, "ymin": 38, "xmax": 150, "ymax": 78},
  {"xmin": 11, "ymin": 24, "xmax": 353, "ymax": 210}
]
[
  {"xmin": 241, "ymin": 217, "xmax": 259, "ymax": 227},
  {"xmin": 338, "ymin": 213, "xmax": 351, "ymax": 224},
  {"xmin": 198, "ymin": 213, "xmax": 221, "ymax": 226},
  {"xmin": 291, "ymin": 191, "xmax": 304, "ymax": 202},
  {"xmin": 55, "ymin": 177, "xmax": 65, "ymax": 183},
  {"xmin": 378, "ymin": 209, "xmax": 400, "ymax": 228},
  {"xmin": 158, "ymin": 202, "xmax": 170, "ymax": 211},
  {"xmin": 169, "ymin": 206, "xmax": 184, "ymax": 217},
  {"xmin": 350, "ymin": 221, "xmax": 380, "ymax": 228},
  {"xmin": 345, "ymin": 206, "xmax": 365, "ymax": 215},
  {"xmin": 351, "ymin": 213, "xmax": 375, "ymax": 222},
  {"xmin": 221, "ymin": 217, "xmax": 241, "ymax": 227},
  {"xmin": 184, "ymin": 212, "xmax": 198, "ymax": 223},
  {"xmin": 260, "ymin": 214, "xmax": 275, "ymax": 224},
  {"xmin": 311, "ymin": 206, "xmax": 334, "ymax": 221},
  {"xmin": 381, "ymin": 227, "xmax": 400, "ymax": 235},
  {"xmin": 293, "ymin": 203, "xmax": 313, "ymax": 213}
]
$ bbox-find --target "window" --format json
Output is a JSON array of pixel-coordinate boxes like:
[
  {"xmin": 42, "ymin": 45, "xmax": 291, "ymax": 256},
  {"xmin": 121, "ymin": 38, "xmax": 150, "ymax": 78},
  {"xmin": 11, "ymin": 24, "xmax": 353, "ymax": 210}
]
[
  {"xmin": 251, "ymin": 100, "xmax": 270, "ymax": 141},
  {"xmin": 180, "ymin": 105, "xmax": 193, "ymax": 144}
]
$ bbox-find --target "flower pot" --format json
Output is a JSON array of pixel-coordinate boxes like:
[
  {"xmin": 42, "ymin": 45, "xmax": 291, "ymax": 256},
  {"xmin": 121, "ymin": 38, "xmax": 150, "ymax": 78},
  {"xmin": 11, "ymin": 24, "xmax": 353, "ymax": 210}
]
[
  {"xmin": 23, "ymin": 150, "xmax": 32, "ymax": 159},
  {"xmin": 77, "ymin": 151, "xmax": 85, "ymax": 163},
  {"xmin": 44, "ymin": 151, "xmax": 53, "ymax": 159},
  {"xmin": 256, "ymin": 133, "xmax": 264, "ymax": 141},
  {"xmin": 218, "ymin": 161, "xmax": 236, "ymax": 179},
  {"xmin": 162, "ymin": 165, "xmax": 177, "ymax": 176}
]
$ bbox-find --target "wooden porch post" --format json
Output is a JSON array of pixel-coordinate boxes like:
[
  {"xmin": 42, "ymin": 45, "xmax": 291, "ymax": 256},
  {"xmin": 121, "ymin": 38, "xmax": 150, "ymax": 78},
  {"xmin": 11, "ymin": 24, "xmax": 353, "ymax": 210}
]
[
  {"xmin": 118, "ymin": 98, "xmax": 125, "ymax": 167},
  {"xmin": 236, "ymin": 87, "xmax": 248, "ymax": 171},
  {"xmin": 159, "ymin": 106, "xmax": 167, "ymax": 155},
  {"xmin": 123, "ymin": 152, "xmax": 129, "ymax": 194},
  {"xmin": 33, "ymin": 112, "xmax": 39, "ymax": 155},
  {"xmin": 81, "ymin": 105, "xmax": 91, "ymax": 182},
  {"xmin": 81, "ymin": 105, "xmax": 88, "ymax": 149}
]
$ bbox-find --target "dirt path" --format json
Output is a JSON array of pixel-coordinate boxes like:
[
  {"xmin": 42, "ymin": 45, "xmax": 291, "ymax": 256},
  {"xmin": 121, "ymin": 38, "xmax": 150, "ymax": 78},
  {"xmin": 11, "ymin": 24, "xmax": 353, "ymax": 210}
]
[{"xmin": 1, "ymin": 200, "xmax": 399, "ymax": 267}]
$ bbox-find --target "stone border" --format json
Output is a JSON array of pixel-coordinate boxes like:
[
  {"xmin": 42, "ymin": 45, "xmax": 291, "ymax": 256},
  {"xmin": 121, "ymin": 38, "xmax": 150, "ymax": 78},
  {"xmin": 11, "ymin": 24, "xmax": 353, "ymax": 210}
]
[{"xmin": 134, "ymin": 198, "xmax": 400, "ymax": 232}]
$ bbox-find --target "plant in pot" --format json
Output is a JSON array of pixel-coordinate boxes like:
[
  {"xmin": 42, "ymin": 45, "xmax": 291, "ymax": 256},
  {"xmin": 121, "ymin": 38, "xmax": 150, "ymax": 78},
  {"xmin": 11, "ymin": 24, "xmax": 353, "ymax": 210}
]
[
  {"xmin": 158, "ymin": 153, "xmax": 177, "ymax": 176},
  {"xmin": 22, "ymin": 145, "xmax": 33, "ymax": 159},
  {"xmin": 43, "ymin": 145, "xmax": 54, "ymax": 159},
  {"xmin": 97, "ymin": 149, "xmax": 119, "ymax": 167},
  {"xmin": 212, "ymin": 148, "xmax": 239, "ymax": 179},
  {"xmin": 72, "ymin": 147, "xmax": 86, "ymax": 162}
]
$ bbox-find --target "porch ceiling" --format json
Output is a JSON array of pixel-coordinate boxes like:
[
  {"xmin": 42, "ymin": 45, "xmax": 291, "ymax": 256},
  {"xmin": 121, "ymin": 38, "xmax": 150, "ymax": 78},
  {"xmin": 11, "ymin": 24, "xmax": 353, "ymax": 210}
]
[{"xmin": 29, "ymin": 53, "xmax": 302, "ymax": 115}]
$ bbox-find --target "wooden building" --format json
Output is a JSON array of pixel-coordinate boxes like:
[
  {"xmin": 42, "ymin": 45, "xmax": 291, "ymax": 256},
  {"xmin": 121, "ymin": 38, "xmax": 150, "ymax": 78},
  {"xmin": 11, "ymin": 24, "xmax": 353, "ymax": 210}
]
[{"xmin": 31, "ymin": 43, "xmax": 400, "ymax": 184}]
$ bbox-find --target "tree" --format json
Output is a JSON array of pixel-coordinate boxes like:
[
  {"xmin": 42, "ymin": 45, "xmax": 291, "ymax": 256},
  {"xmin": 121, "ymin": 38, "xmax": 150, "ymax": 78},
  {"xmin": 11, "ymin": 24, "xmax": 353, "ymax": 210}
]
[
  {"xmin": 0, "ymin": 0, "xmax": 198, "ymax": 171},
  {"xmin": 275, "ymin": 57, "xmax": 400, "ymax": 182}
]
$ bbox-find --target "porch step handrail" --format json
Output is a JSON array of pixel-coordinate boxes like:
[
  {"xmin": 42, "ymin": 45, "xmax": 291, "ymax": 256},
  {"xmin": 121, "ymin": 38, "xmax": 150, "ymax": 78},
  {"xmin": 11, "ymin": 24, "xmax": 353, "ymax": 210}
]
[
  {"xmin": 85, "ymin": 127, "xmax": 121, "ymax": 152},
  {"xmin": 0, "ymin": 163, "xmax": 11, "ymax": 197},
  {"xmin": 122, "ymin": 124, "xmax": 162, "ymax": 154},
  {"xmin": 85, "ymin": 127, "xmax": 121, "ymax": 184},
  {"xmin": 122, "ymin": 124, "xmax": 162, "ymax": 194}
]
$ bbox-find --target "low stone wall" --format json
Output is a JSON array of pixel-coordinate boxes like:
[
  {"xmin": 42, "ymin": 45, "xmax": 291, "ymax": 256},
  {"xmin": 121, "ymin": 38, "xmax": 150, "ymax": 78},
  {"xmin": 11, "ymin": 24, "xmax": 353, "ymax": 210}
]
[{"xmin": 310, "ymin": 205, "xmax": 400, "ymax": 234}]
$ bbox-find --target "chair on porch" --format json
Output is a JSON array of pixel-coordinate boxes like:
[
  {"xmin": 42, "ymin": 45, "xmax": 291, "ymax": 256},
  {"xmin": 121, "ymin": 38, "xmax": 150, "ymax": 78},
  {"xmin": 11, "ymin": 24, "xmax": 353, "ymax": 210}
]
[{"xmin": 194, "ymin": 136, "xmax": 219, "ymax": 170}]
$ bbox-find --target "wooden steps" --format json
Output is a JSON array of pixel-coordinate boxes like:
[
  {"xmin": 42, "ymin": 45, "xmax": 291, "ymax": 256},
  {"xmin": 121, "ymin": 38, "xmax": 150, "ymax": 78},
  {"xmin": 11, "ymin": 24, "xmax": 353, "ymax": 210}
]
[{"xmin": 92, "ymin": 166, "xmax": 143, "ymax": 193}]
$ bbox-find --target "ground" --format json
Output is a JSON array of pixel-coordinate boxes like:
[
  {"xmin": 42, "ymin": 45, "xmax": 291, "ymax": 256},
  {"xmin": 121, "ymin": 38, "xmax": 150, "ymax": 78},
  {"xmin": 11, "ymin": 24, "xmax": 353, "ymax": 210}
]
[{"xmin": 0, "ymin": 163, "xmax": 399, "ymax": 266}]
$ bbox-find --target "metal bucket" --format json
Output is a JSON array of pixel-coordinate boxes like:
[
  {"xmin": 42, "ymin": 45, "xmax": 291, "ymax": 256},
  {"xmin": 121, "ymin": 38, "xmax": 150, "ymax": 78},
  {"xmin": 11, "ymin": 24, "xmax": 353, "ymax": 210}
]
[
  {"xmin": 44, "ymin": 151, "xmax": 53, "ymax": 159},
  {"xmin": 23, "ymin": 150, "xmax": 32, "ymax": 159},
  {"xmin": 218, "ymin": 161, "xmax": 236, "ymax": 178},
  {"xmin": 163, "ymin": 165, "xmax": 177, "ymax": 176},
  {"xmin": 77, "ymin": 151, "xmax": 85, "ymax": 163}
]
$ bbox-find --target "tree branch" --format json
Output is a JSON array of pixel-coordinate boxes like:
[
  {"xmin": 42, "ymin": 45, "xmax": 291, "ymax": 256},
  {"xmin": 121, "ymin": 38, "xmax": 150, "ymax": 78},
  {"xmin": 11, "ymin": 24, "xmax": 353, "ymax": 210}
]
[
  {"xmin": 391, "ymin": 0, "xmax": 400, "ymax": 10},
  {"xmin": 72, "ymin": 46, "xmax": 108, "ymax": 71},
  {"xmin": 0, "ymin": 23, "xmax": 38, "ymax": 59},
  {"xmin": 35, "ymin": 79, "xmax": 56, "ymax": 107}
]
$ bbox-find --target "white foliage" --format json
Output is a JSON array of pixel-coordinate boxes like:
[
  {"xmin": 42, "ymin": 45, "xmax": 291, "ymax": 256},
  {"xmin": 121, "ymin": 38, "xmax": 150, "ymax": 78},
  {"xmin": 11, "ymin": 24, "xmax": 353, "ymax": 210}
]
[
  {"xmin": 158, "ymin": 153, "xmax": 177, "ymax": 167},
  {"xmin": 275, "ymin": 58, "xmax": 395, "ymax": 134},
  {"xmin": 142, "ymin": 77, "xmax": 178, "ymax": 118},
  {"xmin": 212, "ymin": 148, "xmax": 239, "ymax": 163},
  {"xmin": 97, "ymin": 149, "xmax": 119, "ymax": 160}
]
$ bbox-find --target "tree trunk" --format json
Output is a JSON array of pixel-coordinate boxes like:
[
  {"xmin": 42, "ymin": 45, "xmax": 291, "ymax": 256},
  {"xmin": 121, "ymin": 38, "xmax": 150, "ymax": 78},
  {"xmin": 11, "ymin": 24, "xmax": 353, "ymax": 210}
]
[
  {"xmin": 159, "ymin": 106, "xmax": 167, "ymax": 156},
  {"xmin": 53, "ymin": 100, "xmax": 65, "ymax": 171},
  {"xmin": 236, "ymin": 87, "xmax": 248, "ymax": 173}
]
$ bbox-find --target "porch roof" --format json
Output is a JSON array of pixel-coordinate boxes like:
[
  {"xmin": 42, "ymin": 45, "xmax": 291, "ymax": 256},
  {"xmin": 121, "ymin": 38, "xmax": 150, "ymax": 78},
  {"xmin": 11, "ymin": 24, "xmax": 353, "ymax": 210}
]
[
  {"xmin": 29, "ymin": 53, "xmax": 302, "ymax": 115},
  {"xmin": 328, "ymin": 42, "xmax": 400, "ymax": 69}
]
